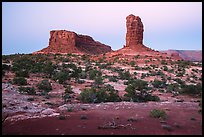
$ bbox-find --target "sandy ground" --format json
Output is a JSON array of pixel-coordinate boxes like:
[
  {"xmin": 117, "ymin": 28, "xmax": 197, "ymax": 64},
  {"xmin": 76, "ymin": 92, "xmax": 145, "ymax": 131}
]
[{"xmin": 2, "ymin": 100, "xmax": 202, "ymax": 135}]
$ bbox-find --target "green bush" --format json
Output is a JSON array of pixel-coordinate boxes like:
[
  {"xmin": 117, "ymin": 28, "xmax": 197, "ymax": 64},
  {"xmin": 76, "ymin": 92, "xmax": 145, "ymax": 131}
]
[
  {"xmin": 150, "ymin": 109, "xmax": 167, "ymax": 120},
  {"xmin": 15, "ymin": 70, "xmax": 29, "ymax": 77},
  {"xmin": 79, "ymin": 85, "xmax": 121, "ymax": 103},
  {"xmin": 37, "ymin": 79, "xmax": 52, "ymax": 92},
  {"xmin": 52, "ymin": 71, "xmax": 69, "ymax": 84},
  {"xmin": 124, "ymin": 79, "xmax": 160, "ymax": 102},
  {"xmin": 152, "ymin": 79, "xmax": 166, "ymax": 88},
  {"xmin": 108, "ymin": 76, "xmax": 118, "ymax": 82},
  {"xmin": 18, "ymin": 86, "xmax": 36, "ymax": 95},
  {"xmin": 179, "ymin": 83, "xmax": 202, "ymax": 96},
  {"xmin": 135, "ymin": 65, "xmax": 141, "ymax": 70},
  {"xmin": 94, "ymin": 76, "xmax": 103, "ymax": 86},
  {"xmin": 89, "ymin": 69, "xmax": 102, "ymax": 80},
  {"xmin": 2, "ymin": 64, "xmax": 11, "ymax": 71},
  {"xmin": 65, "ymin": 85, "xmax": 73, "ymax": 94},
  {"xmin": 104, "ymin": 85, "xmax": 121, "ymax": 102},
  {"xmin": 79, "ymin": 88, "xmax": 97, "ymax": 103},
  {"xmin": 161, "ymin": 60, "xmax": 167, "ymax": 65},
  {"xmin": 13, "ymin": 77, "xmax": 27, "ymax": 85},
  {"xmin": 174, "ymin": 78, "xmax": 185, "ymax": 86},
  {"xmin": 163, "ymin": 65, "xmax": 168, "ymax": 71},
  {"xmin": 79, "ymin": 71, "xmax": 87, "ymax": 79},
  {"xmin": 43, "ymin": 61, "xmax": 55, "ymax": 77},
  {"xmin": 118, "ymin": 70, "xmax": 131, "ymax": 80},
  {"xmin": 130, "ymin": 61, "xmax": 135, "ymax": 67},
  {"xmin": 134, "ymin": 55, "xmax": 140, "ymax": 59}
]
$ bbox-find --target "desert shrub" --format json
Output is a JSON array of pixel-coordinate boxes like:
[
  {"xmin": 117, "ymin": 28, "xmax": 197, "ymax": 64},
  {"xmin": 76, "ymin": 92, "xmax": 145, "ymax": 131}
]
[
  {"xmin": 43, "ymin": 61, "xmax": 55, "ymax": 77},
  {"xmin": 89, "ymin": 69, "xmax": 102, "ymax": 80},
  {"xmin": 141, "ymin": 73, "xmax": 146, "ymax": 79},
  {"xmin": 58, "ymin": 115, "xmax": 66, "ymax": 120},
  {"xmin": 108, "ymin": 76, "xmax": 118, "ymax": 82},
  {"xmin": 130, "ymin": 61, "xmax": 135, "ymax": 67},
  {"xmin": 63, "ymin": 85, "xmax": 73, "ymax": 103},
  {"xmin": 15, "ymin": 69, "xmax": 29, "ymax": 78},
  {"xmin": 192, "ymin": 69, "xmax": 198, "ymax": 73},
  {"xmin": 95, "ymin": 89, "xmax": 109, "ymax": 103},
  {"xmin": 166, "ymin": 83, "xmax": 180, "ymax": 93},
  {"xmin": 52, "ymin": 71, "xmax": 69, "ymax": 84},
  {"xmin": 174, "ymin": 78, "xmax": 185, "ymax": 87},
  {"xmin": 63, "ymin": 93, "xmax": 71, "ymax": 103},
  {"xmin": 79, "ymin": 71, "xmax": 87, "ymax": 79},
  {"xmin": 167, "ymin": 77, "xmax": 171, "ymax": 80},
  {"xmin": 179, "ymin": 83, "xmax": 202, "ymax": 96},
  {"xmin": 81, "ymin": 54, "xmax": 89, "ymax": 61},
  {"xmin": 64, "ymin": 85, "xmax": 73, "ymax": 94},
  {"xmin": 27, "ymin": 97, "xmax": 35, "ymax": 101},
  {"xmin": 2, "ymin": 64, "xmax": 11, "ymax": 71},
  {"xmin": 71, "ymin": 66, "xmax": 82, "ymax": 78},
  {"xmin": 30, "ymin": 62, "xmax": 45, "ymax": 73},
  {"xmin": 135, "ymin": 65, "xmax": 141, "ymax": 70},
  {"xmin": 11, "ymin": 55, "xmax": 34, "ymax": 72},
  {"xmin": 99, "ymin": 63, "xmax": 112, "ymax": 69},
  {"xmin": 150, "ymin": 109, "xmax": 167, "ymax": 120},
  {"xmin": 156, "ymin": 71, "xmax": 164, "ymax": 76},
  {"xmin": 104, "ymin": 84, "xmax": 121, "ymax": 102},
  {"xmin": 161, "ymin": 60, "xmax": 167, "ymax": 65},
  {"xmin": 134, "ymin": 55, "xmax": 140, "ymax": 59},
  {"xmin": 152, "ymin": 79, "xmax": 166, "ymax": 88},
  {"xmin": 79, "ymin": 88, "xmax": 97, "ymax": 103},
  {"xmin": 134, "ymin": 72, "xmax": 137, "ymax": 75},
  {"xmin": 93, "ymin": 76, "xmax": 104, "ymax": 87},
  {"xmin": 124, "ymin": 79, "xmax": 160, "ymax": 102},
  {"xmin": 176, "ymin": 60, "xmax": 191, "ymax": 68},
  {"xmin": 118, "ymin": 70, "xmax": 131, "ymax": 80},
  {"xmin": 85, "ymin": 64, "xmax": 92, "ymax": 72},
  {"xmin": 37, "ymin": 79, "xmax": 52, "ymax": 92},
  {"xmin": 18, "ymin": 86, "xmax": 36, "ymax": 95},
  {"xmin": 13, "ymin": 77, "xmax": 27, "ymax": 85},
  {"xmin": 163, "ymin": 65, "xmax": 168, "ymax": 71},
  {"xmin": 168, "ymin": 69, "xmax": 174, "ymax": 73},
  {"xmin": 79, "ymin": 85, "xmax": 121, "ymax": 103}
]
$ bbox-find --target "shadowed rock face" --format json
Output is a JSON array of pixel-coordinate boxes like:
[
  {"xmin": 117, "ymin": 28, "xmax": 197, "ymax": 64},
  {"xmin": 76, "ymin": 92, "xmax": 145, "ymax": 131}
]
[
  {"xmin": 34, "ymin": 30, "xmax": 112, "ymax": 55},
  {"xmin": 126, "ymin": 14, "xmax": 144, "ymax": 48}
]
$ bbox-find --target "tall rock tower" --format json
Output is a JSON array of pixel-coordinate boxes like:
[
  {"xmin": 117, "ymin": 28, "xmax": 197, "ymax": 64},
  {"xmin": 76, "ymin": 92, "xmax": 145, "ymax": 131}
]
[{"xmin": 126, "ymin": 14, "xmax": 144, "ymax": 47}]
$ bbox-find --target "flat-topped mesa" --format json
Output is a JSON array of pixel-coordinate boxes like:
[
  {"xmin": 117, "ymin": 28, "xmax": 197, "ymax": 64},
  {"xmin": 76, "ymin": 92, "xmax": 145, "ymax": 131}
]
[
  {"xmin": 126, "ymin": 14, "xmax": 143, "ymax": 47},
  {"xmin": 34, "ymin": 30, "xmax": 112, "ymax": 55}
]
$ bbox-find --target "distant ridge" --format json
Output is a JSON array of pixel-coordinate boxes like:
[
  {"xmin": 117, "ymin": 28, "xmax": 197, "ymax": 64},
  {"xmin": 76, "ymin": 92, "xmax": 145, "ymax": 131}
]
[{"xmin": 160, "ymin": 50, "xmax": 202, "ymax": 62}]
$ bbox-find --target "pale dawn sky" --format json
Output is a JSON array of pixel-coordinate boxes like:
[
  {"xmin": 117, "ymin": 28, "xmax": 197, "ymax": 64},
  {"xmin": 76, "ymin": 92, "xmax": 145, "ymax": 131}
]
[{"xmin": 2, "ymin": 2, "xmax": 202, "ymax": 55}]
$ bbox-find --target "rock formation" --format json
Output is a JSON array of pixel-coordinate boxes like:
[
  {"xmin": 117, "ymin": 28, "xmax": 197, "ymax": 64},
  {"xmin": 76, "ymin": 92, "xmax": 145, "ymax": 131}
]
[
  {"xmin": 126, "ymin": 14, "xmax": 143, "ymax": 47},
  {"xmin": 124, "ymin": 14, "xmax": 151, "ymax": 52},
  {"xmin": 34, "ymin": 30, "xmax": 112, "ymax": 55}
]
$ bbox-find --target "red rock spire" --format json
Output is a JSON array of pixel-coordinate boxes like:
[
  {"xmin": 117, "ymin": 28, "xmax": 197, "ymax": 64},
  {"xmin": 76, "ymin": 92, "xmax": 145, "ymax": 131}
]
[{"xmin": 125, "ymin": 14, "xmax": 144, "ymax": 48}]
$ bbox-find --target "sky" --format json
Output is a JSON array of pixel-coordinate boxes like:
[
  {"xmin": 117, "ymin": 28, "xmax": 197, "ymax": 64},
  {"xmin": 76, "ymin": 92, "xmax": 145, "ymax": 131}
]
[{"xmin": 2, "ymin": 2, "xmax": 202, "ymax": 55}]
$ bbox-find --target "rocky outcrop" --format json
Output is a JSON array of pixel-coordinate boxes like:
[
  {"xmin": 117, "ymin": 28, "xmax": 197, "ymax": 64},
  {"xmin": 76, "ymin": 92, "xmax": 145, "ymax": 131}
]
[
  {"xmin": 34, "ymin": 30, "xmax": 112, "ymax": 55},
  {"xmin": 124, "ymin": 14, "xmax": 152, "ymax": 52},
  {"xmin": 126, "ymin": 14, "xmax": 143, "ymax": 47}
]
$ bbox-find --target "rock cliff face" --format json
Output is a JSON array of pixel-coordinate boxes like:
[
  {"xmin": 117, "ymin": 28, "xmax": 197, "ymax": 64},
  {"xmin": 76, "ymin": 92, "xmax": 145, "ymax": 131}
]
[
  {"xmin": 126, "ymin": 14, "xmax": 143, "ymax": 47},
  {"xmin": 124, "ymin": 14, "xmax": 151, "ymax": 51},
  {"xmin": 34, "ymin": 30, "xmax": 112, "ymax": 55}
]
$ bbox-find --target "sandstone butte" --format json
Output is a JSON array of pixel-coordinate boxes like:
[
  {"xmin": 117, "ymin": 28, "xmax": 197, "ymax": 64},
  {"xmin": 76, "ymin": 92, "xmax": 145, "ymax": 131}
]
[
  {"xmin": 33, "ymin": 30, "xmax": 112, "ymax": 55},
  {"xmin": 33, "ymin": 14, "xmax": 182, "ymax": 60}
]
